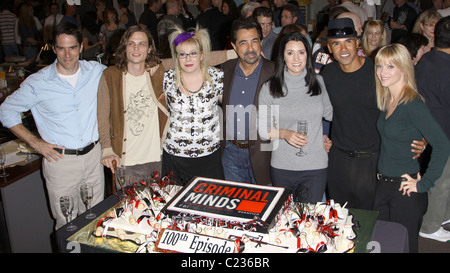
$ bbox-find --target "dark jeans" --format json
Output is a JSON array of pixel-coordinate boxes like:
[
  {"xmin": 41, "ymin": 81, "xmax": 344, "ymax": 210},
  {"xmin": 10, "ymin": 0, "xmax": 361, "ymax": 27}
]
[
  {"xmin": 222, "ymin": 140, "xmax": 256, "ymax": 184},
  {"xmin": 271, "ymin": 166, "xmax": 327, "ymax": 203},
  {"xmin": 373, "ymin": 179, "xmax": 428, "ymax": 253}
]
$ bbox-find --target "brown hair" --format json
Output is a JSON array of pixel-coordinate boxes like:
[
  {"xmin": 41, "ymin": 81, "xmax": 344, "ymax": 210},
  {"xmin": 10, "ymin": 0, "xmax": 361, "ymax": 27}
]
[{"xmin": 114, "ymin": 25, "xmax": 161, "ymax": 72}]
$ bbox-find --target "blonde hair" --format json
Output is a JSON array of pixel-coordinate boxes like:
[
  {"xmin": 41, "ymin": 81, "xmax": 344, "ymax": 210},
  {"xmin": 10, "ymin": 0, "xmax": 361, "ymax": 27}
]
[
  {"xmin": 412, "ymin": 10, "xmax": 442, "ymax": 34},
  {"xmin": 374, "ymin": 44, "xmax": 423, "ymax": 111},
  {"xmin": 169, "ymin": 25, "xmax": 212, "ymax": 90},
  {"xmin": 361, "ymin": 20, "xmax": 387, "ymax": 58}
]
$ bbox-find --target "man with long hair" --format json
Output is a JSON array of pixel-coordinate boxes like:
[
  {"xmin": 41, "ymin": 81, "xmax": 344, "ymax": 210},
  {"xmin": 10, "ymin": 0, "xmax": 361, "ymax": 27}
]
[{"xmin": 97, "ymin": 25, "xmax": 169, "ymax": 186}]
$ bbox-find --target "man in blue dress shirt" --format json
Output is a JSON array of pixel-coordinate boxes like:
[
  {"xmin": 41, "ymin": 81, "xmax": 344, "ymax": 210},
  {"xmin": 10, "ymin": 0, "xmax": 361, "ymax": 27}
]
[{"xmin": 0, "ymin": 22, "xmax": 106, "ymax": 230}]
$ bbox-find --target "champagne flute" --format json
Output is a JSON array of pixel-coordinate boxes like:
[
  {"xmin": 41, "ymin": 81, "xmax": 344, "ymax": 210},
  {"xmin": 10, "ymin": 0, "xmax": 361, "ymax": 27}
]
[
  {"xmin": 60, "ymin": 195, "xmax": 77, "ymax": 231},
  {"xmin": 0, "ymin": 147, "xmax": 9, "ymax": 177},
  {"xmin": 80, "ymin": 183, "xmax": 96, "ymax": 219},
  {"xmin": 296, "ymin": 120, "xmax": 308, "ymax": 157}
]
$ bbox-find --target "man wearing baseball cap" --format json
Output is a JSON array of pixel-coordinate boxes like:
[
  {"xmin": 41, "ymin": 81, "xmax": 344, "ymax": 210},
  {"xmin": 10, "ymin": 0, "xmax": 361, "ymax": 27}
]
[{"xmin": 322, "ymin": 18, "xmax": 426, "ymax": 210}]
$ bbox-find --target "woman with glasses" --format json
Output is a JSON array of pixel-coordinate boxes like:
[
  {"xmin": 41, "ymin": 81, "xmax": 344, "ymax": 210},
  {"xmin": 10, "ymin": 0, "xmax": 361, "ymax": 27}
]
[
  {"xmin": 258, "ymin": 32, "xmax": 333, "ymax": 203},
  {"xmin": 412, "ymin": 10, "xmax": 442, "ymax": 51},
  {"xmin": 373, "ymin": 44, "xmax": 450, "ymax": 252},
  {"xmin": 161, "ymin": 27, "xmax": 224, "ymax": 185}
]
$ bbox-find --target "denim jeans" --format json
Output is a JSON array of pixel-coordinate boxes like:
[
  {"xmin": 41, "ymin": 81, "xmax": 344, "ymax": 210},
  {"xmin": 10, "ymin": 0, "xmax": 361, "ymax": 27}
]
[{"xmin": 222, "ymin": 140, "xmax": 256, "ymax": 184}]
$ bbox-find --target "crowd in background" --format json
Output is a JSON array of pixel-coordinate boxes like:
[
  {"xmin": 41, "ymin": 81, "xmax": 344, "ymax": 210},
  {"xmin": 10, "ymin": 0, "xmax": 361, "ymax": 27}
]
[{"xmin": 0, "ymin": 0, "xmax": 449, "ymax": 63}]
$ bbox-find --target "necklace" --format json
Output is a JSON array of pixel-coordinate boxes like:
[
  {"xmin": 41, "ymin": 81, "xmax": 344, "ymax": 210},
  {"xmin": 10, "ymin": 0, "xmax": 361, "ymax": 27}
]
[{"xmin": 180, "ymin": 76, "xmax": 204, "ymax": 94}]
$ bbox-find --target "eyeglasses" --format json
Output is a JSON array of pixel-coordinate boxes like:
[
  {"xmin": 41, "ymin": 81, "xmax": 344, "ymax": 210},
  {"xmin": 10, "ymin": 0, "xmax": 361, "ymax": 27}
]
[
  {"xmin": 177, "ymin": 51, "xmax": 200, "ymax": 59},
  {"xmin": 327, "ymin": 27, "xmax": 355, "ymax": 38}
]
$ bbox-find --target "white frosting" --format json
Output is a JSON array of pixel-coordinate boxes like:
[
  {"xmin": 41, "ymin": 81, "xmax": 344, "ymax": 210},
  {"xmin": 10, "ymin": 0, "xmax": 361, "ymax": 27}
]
[{"xmin": 93, "ymin": 182, "xmax": 355, "ymax": 253}]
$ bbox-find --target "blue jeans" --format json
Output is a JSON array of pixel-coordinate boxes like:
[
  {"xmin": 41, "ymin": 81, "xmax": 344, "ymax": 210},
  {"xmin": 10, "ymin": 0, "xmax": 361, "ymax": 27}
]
[{"xmin": 222, "ymin": 140, "xmax": 256, "ymax": 184}]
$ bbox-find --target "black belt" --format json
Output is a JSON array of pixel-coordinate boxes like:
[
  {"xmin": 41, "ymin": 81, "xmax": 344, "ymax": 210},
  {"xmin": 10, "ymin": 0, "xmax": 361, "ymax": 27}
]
[
  {"xmin": 230, "ymin": 140, "xmax": 249, "ymax": 149},
  {"xmin": 338, "ymin": 147, "xmax": 376, "ymax": 157},
  {"xmin": 376, "ymin": 173, "xmax": 416, "ymax": 183},
  {"xmin": 54, "ymin": 140, "xmax": 98, "ymax": 156}
]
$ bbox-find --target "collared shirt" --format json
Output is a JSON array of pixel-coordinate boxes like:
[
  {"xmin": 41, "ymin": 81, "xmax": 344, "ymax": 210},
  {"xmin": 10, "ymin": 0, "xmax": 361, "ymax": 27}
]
[
  {"xmin": 226, "ymin": 59, "xmax": 262, "ymax": 140},
  {"xmin": 0, "ymin": 60, "xmax": 106, "ymax": 149}
]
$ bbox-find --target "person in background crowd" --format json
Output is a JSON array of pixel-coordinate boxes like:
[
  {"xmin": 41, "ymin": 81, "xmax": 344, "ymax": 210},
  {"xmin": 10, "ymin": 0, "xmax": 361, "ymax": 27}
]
[
  {"xmin": 280, "ymin": 4, "xmax": 301, "ymax": 27},
  {"xmin": 17, "ymin": 3, "xmax": 43, "ymax": 61},
  {"xmin": 177, "ymin": 0, "xmax": 196, "ymax": 30},
  {"xmin": 258, "ymin": 32, "xmax": 333, "ymax": 202},
  {"xmin": 431, "ymin": 0, "xmax": 444, "ymax": 10},
  {"xmin": 360, "ymin": 0, "xmax": 376, "ymax": 20},
  {"xmin": 157, "ymin": 0, "xmax": 184, "ymax": 58},
  {"xmin": 360, "ymin": 20, "xmax": 387, "ymax": 58},
  {"xmin": 140, "ymin": 0, "xmax": 163, "ymax": 51},
  {"xmin": 397, "ymin": 33, "xmax": 429, "ymax": 65},
  {"xmin": 118, "ymin": 0, "xmax": 136, "ymax": 28},
  {"xmin": 258, "ymin": 0, "xmax": 273, "ymax": 10},
  {"xmin": 273, "ymin": 0, "xmax": 306, "ymax": 27},
  {"xmin": 412, "ymin": 10, "xmax": 442, "ymax": 50},
  {"xmin": 253, "ymin": 6, "xmax": 278, "ymax": 60},
  {"xmin": 373, "ymin": 43, "xmax": 450, "ymax": 252},
  {"xmin": 82, "ymin": 11, "xmax": 103, "ymax": 61},
  {"xmin": 212, "ymin": 0, "xmax": 223, "ymax": 12},
  {"xmin": 241, "ymin": 2, "xmax": 261, "ymax": 18},
  {"xmin": 416, "ymin": 16, "xmax": 450, "ymax": 243},
  {"xmin": 0, "ymin": 1, "xmax": 20, "ymax": 59},
  {"xmin": 43, "ymin": 3, "xmax": 64, "ymax": 44},
  {"xmin": 322, "ymin": 18, "xmax": 426, "ymax": 210},
  {"xmin": 437, "ymin": 0, "xmax": 450, "ymax": 16},
  {"xmin": 222, "ymin": 0, "xmax": 239, "ymax": 48},
  {"xmin": 390, "ymin": 0, "xmax": 418, "ymax": 43},
  {"xmin": 197, "ymin": 0, "xmax": 227, "ymax": 51},
  {"xmin": 161, "ymin": 27, "xmax": 224, "ymax": 185},
  {"xmin": 338, "ymin": 0, "xmax": 368, "ymax": 25},
  {"xmin": 100, "ymin": 7, "xmax": 126, "ymax": 56},
  {"xmin": 97, "ymin": 25, "xmax": 169, "ymax": 186},
  {"xmin": 61, "ymin": 1, "xmax": 81, "ymax": 27},
  {"xmin": 95, "ymin": 0, "xmax": 106, "ymax": 33},
  {"xmin": 0, "ymin": 22, "xmax": 106, "ymax": 230},
  {"xmin": 220, "ymin": 18, "xmax": 275, "ymax": 186}
]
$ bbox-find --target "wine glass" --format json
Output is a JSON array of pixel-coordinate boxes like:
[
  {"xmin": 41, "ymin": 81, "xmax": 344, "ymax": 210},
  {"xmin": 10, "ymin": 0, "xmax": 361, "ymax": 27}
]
[
  {"xmin": 0, "ymin": 147, "xmax": 9, "ymax": 177},
  {"xmin": 296, "ymin": 120, "xmax": 308, "ymax": 157},
  {"xmin": 60, "ymin": 195, "xmax": 77, "ymax": 231},
  {"xmin": 116, "ymin": 167, "xmax": 127, "ymax": 200},
  {"xmin": 25, "ymin": 143, "xmax": 33, "ymax": 162},
  {"xmin": 80, "ymin": 183, "xmax": 96, "ymax": 219}
]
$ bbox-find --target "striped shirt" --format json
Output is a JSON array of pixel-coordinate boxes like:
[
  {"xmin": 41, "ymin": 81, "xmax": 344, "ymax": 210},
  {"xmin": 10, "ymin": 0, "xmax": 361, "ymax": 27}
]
[{"xmin": 0, "ymin": 10, "xmax": 17, "ymax": 45}]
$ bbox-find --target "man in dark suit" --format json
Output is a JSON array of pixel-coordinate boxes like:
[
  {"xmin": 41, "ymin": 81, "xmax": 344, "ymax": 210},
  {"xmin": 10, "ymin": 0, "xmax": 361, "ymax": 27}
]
[
  {"xmin": 196, "ymin": 0, "xmax": 226, "ymax": 50},
  {"xmin": 220, "ymin": 18, "xmax": 275, "ymax": 186},
  {"xmin": 139, "ymin": 0, "xmax": 162, "ymax": 50}
]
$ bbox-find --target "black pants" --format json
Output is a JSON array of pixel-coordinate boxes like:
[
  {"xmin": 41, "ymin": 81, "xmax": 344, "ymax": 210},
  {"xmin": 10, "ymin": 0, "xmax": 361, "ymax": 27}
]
[
  {"xmin": 326, "ymin": 146, "xmax": 378, "ymax": 210},
  {"xmin": 373, "ymin": 179, "xmax": 428, "ymax": 253},
  {"xmin": 162, "ymin": 149, "xmax": 224, "ymax": 185},
  {"xmin": 271, "ymin": 166, "xmax": 327, "ymax": 203}
]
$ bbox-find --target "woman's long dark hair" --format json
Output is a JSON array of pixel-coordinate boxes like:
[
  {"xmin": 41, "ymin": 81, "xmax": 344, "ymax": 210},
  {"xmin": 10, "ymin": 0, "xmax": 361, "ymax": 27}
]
[{"xmin": 269, "ymin": 31, "xmax": 321, "ymax": 98}]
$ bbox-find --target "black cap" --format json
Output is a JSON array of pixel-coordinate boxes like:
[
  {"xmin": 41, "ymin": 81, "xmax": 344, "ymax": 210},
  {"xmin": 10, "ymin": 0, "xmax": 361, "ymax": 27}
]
[{"xmin": 327, "ymin": 18, "xmax": 357, "ymax": 39}]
